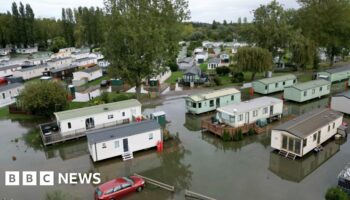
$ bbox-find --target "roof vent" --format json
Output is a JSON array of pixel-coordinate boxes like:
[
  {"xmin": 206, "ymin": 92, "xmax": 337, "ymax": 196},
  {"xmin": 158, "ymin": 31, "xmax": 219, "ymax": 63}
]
[
  {"xmin": 110, "ymin": 135, "xmax": 115, "ymax": 138},
  {"xmin": 104, "ymin": 107, "xmax": 109, "ymax": 111}
]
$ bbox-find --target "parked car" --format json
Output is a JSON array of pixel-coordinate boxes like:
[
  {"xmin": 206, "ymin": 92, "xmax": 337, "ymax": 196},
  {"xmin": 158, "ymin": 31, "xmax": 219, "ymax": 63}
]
[{"xmin": 95, "ymin": 176, "xmax": 145, "ymax": 200}]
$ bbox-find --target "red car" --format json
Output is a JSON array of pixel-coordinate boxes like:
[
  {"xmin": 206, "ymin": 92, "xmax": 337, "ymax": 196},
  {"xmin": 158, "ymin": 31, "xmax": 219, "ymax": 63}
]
[{"xmin": 95, "ymin": 176, "xmax": 145, "ymax": 200}]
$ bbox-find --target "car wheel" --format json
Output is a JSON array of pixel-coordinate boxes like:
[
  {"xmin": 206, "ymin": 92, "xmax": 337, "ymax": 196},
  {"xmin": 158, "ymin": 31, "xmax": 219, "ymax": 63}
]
[{"xmin": 136, "ymin": 186, "xmax": 143, "ymax": 192}]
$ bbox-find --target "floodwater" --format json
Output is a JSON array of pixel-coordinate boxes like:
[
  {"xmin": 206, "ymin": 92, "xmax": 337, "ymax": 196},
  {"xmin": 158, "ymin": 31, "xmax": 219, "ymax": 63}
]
[{"xmin": 1, "ymin": 82, "xmax": 350, "ymax": 200}]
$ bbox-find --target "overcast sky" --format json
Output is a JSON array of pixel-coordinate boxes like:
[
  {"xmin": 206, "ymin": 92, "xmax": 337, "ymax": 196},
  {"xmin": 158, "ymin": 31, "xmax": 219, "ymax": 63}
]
[{"xmin": 0, "ymin": 0, "xmax": 300, "ymax": 23}]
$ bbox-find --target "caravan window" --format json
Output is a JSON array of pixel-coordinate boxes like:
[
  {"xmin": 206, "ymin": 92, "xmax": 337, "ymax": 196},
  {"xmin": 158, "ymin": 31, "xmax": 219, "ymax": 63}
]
[
  {"xmin": 263, "ymin": 107, "xmax": 268, "ymax": 114},
  {"xmin": 304, "ymin": 91, "xmax": 307, "ymax": 96},
  {"xmin": 108, "ymin": 114, "xmax": 114, "ymax": 119},
  {"xmin": 303, "ymin": 138, "xmax": 307, "ymax": 147},
  {"xmin": 198, "ymin": 103, "xmax": 202, "ymax": 108},
  {"xmin": 68, "ymin": 122, "xmax": 71, "ymax": 129},
  {"xmin": 275, "ymin": 83, "xmax": 278, "ymax": 88},
  {"xmin": 149, "ymin": 133, "xmax": 153, "ymax": 140},
  {"xmin": 122, "ymin": 112, "xmax": 125, "ymax": 116},
  {"xmin": 253, "ymin": 110, "xmax": 258, "ymax": 117},
  {"xmin": 2, "ymin": 93, "xmax": 5, "ymax": 99},
  {"xmin": 238, "ymin": 114, "xmax": 243, "ymax": 122},
  {"xmin": 102, "ymin": 143, "xmax": 107, "ymax": 148},
  {"xmin": 209, "ymin": 100, "xmax": 214, "ymax": 107},
  {"xmin": 192, "ymin": 102, "xmax": 197, "ymax": 108},
  {"xmin": 231, "ymin": 95, "xmax": 234, "ymax": 101},
  {"xmin": 114, "ymin": 141, "xmax": 119, "ymax": 148},
  {"xmin": 328, "ymin": 125, "xmax": 330, "ymax": 132},
  {"xmin": 319, "ymin": 87, "xmax": 323, "ymax": 91},
  {"xmin": 333, "ymin": 122, "xmax": 335, "ymax": 129},
  {"xmin": 313, "ymin": 133, "xmax": 317, "ymax": 141}
]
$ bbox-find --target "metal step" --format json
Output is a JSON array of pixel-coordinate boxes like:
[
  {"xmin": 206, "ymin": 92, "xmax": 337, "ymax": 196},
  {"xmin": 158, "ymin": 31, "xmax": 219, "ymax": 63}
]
[
  {"xmin": 122, "ymin": 151, "xmax": 134, "ymax": 161},
  {"xmin": 278, "ymin": 150, "xmax": 288, "ymax": 157}
]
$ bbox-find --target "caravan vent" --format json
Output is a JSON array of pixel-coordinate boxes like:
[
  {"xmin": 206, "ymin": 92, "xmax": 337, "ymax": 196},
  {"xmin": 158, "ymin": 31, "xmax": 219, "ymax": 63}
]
[{"xmin": 110, "ymin": 135, "xmax": 115, "ymax": 138}]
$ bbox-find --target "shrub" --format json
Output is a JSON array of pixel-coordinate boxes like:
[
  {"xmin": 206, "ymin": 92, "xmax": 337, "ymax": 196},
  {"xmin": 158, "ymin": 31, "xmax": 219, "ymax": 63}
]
[
  {"xmin": 233, "ymin": 129, "xmax": 243, "ymax": 141},
  {"xmin": 216, "ymin": 66, "xmax": 231, "ymax": 76},
  {"xmin": 100, "ymin": 92, "xmax": 110, "ymax": 103},
  {"xmin": 213, "ymin": 76, "xmax": 222, "ymax": 86},
  {"xmin": 20, "ymin": 81, "xmax": 68, "ymax": 116},
  {"xmin": 232, "ymin": 72, "xmax": 244, "ymax": 83},
  {"xmin": 222, "ymin": 130, "xmax": 232, "ymax": 142},
  {"xmin": 248, "ymin": 128, "xmax": 256, "ymax": 136},
  {"xmin": 325, "ymin": 187, "xmax": 349, "ymax": 200}
]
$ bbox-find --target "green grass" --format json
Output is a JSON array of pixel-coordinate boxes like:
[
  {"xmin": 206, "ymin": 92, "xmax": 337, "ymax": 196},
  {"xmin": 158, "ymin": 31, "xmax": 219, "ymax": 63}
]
[
  {"xmin": 199, "ymin": 63, "xmax": 208, "ymax": 72},
  {"xmin": 83, "ymin": 76, "xmax": 110, "ymax": 87},
  {"xmin": 165, "ymin": 71, "xmax": 183, "ymax": 84}
]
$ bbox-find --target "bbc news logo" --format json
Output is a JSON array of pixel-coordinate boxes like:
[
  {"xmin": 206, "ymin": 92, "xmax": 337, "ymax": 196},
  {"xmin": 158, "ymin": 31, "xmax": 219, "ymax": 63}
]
[{"xmin": 5, "ymin": 171, "xmax": 101, "ymax": 186}]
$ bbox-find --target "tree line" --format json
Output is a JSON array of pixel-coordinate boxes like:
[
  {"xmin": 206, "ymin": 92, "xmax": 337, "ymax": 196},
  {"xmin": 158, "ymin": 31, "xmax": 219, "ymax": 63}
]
[{"xmin": 0, "ymin": 2, "xmax": 105, "ymax": 49}]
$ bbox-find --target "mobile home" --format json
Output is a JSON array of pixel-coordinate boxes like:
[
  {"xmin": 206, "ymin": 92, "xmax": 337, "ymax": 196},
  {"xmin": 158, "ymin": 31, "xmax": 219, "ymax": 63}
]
[
  {"xmin": 87, "ymin": 120, "xmax": 162, "ymax": 162},
  {"xmin": 338, "ymin": 163, "xmax": 350, "ymax": 194},
  {"xmin": 331, "ymin": 91, "xmax": 350, "ymax": 115},
  {"xmin": 16, "ymin": 46, "xmax": 38, "ymax": 54},
  {"xmin": 47, "ymin": 57, "xmax": 73, "ymax": 69},
  {"xmin": 271, "ymin": 108, "xmax": 343, "ymax": 158},
  {"xmin": 39, "ymin": 99, "xmax": 143, "ymax": 146},
  {"xmin": 13, "ymin": 65, "xmax": 51, "ymax": 80},
  {"xmin": 284, "ymin": 79, "xmax": 331, "ymax": 103},
  {"xmin": 317, "ymin": 64, "xmax": 350, "ymax": 82},
  {"xmin": 0, "ymin": 83, "xmax": 24, "ymax": 107},
  {"xmin": 216, "ymin": 96, "xmax": 283, "ymax": 128},
  {"xmin": 0, "ymin": 65, "xmax": 22, "ymax": 77},
  {"xmin": 186, "ymin": 88, "xmax": 241, "ymax": 114},
  {"xmin": 252, "ymin": 74, "xmax": 297, "ymax": 94}
]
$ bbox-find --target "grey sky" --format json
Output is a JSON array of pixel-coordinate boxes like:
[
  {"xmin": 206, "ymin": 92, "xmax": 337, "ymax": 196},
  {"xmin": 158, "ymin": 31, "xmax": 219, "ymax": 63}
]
[{"xmin": 0, "ymin": 0, "xmax": 300, "ymax": 23}]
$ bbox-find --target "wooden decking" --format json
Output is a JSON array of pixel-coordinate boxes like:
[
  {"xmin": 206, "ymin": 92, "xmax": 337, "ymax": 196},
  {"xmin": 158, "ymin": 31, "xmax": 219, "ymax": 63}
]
[{"xmin": 201, "ymin": 119, "xmax": 266, "ymax": 138}]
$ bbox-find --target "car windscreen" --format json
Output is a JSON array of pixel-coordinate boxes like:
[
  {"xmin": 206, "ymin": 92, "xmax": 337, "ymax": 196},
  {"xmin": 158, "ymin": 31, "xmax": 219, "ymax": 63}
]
[
  {"xmin": 95, "ymin": 188, "xmax": 103, "ymax": 197},
  {"xmin": 123, "ymin": 177, "xmax": 134, "ymax": 184}
]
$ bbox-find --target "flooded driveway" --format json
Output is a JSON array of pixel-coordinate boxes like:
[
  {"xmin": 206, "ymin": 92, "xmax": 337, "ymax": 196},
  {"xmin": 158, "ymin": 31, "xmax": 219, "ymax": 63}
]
[{"xmin": 0, "ymin": 82, "xmax": 349, "ymax": 200}]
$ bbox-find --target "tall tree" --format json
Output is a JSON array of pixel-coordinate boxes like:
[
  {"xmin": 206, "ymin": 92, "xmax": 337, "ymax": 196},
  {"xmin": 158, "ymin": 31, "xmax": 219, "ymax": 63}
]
[
  {"xmin": 237, "ymin": 47, "xmax": 273, "ymax": 80},
  {"xmin": 103, "ymin": 0, "xmax": 189, "ymax": 97},
  {"xmin": 251, "ymin": 0, "xmax": 292, "ymax": 59},
  {"xmin": 297, "ymin": 0, "xmax": 350, "ymax": 66},
  {"xmin": 25, "ymin": 4, "xmax": 35, "ymax": 46}
]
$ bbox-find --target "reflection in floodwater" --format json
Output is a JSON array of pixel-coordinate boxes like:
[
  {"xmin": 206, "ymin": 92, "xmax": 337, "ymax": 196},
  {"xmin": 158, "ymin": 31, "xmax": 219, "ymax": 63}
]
[
  {"xmin": 92, "ymin": 136, "xmax": 192, "ymax": 195},
  {"xmin": 201, "ymin": 131, "xmax": 271, "ymax": 152},
  {"xmin": 184, "ymin": 113, "xmax": 213, "ymax": 132},
  {"xmin": 269, "ymin": 140, "xmax": 342, "ymax": 183},
  {"xmin": 44, "ymin": 140, "xmax": 89, "ymax": 160}
]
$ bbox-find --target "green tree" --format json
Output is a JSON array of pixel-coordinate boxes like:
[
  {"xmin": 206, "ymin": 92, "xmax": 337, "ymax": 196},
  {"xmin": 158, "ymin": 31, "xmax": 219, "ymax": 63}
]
[
  {"xmin": 49, "ymin": 36, "xmax": 68, "ymax": 53},
  {"xmin": 325, "ymin": 187, "xmax": 349, "ymax": 200},
  {"xmin": 290, "ymin": 30, "xmax": 316, "ymax": 70},
  {"xmin": 237, "ymin": 47, "xmax": 273, "ymax": 80},
  {"xmin": 297, "ymin": 0, "xmax": 350, "ymax": 66},
  {"xmin": 103, "ymin": 0, "xmax": 189, "ymax": 98},
  {"xmin": 251, "ymin": 0, "xmax": 292, "ymax": 59},
  {"xmin": 19, "ymin": 81, "xmax": 68, "ymax": 116}
]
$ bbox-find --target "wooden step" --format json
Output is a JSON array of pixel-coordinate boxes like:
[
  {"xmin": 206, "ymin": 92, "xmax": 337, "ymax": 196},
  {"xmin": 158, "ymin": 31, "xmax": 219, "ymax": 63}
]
[{"xmin": 122, "ymin": 151, "xmax": 134, "ymax": 161}]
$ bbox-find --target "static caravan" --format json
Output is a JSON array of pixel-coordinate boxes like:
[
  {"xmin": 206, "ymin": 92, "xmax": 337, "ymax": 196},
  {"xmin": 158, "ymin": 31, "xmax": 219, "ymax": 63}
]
[
  {"xmin": 73, "ymin": 66, "xmax": 103, "ymax": 83},
  {"xmin": 252, "ymin": 74, "xmax": 297, "ymax": 94},
  {"xmin": 186, "ymin": 88, "xmax": 241, "ymax": 114},
  {"xmin": 73, "ymin": 57, "xmax": 98, "ymax": 67},
  {"xmin": 51, "ymin": 99, "xmax": 142, "ymax": 137},
  {"xmin": 177, "ymin": 57, "xmax": 194, "ymax": 71},
  {"xmin": 43, "ymin": 65, "xmax": 79, "ymax": 80},
  {"xmin": 331, "ymin": 91, "xmax": 350, "ymax": 115},
  {"xmin": 87, "ymin": 120, "xmax": 161, "ymax": 162},
  {"xmin": 0, "ymin": 48, "xmax": 11, "ymax": 56},
  {"xmin": 0, "ymin": 65, "xmax": 22, "ymax": 77},
  {"xmin": 338, "ymin": 163, "xmax": 350, "ymax": 194},
  {"xmin": 0, "ymin": 83, "xmax": 24, "ymax": 107},
  {"xmin": 284, "ymin": 79, "xmax": 331, "ymax": 103},
  {"xmin": 317, "ymin": 64, "xmax": 350, "ymax": 82},
  {"xmin": 216, "ymin": 96, "xmax": 283, "ymax": 128},
  {"xmin": 13, "ymin": 65, "xmax": 51, "ymax": 80},
  {"xmin": 16, "ymin": 47, "xmax": 38, "ymax": 54},
  {"xmin": 271, "ymin": 108, "xmax": 343, "ymax": 158},
  {"xmin": 47, "ymin": 57, "xmax": 73, "ymax": 69},
  {"xmin": 207, "ymin": 58, "xmax": 220, "ymax": 70}
]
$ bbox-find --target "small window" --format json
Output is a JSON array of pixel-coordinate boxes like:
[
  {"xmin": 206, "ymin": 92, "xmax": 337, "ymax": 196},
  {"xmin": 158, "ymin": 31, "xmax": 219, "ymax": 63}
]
[
  {"xmin": 328, "ymin": 125, "xmax": 330, "ymax": 132},
  {"xmin": 198, "ymin": 103, "xmax": 202, "ymax": 108},
  {"xmin": 304, "ymin": 91, "xmax": 307, "ymax": 96},
  {"xmin": 319, "ymin": 87, "xmax": 322, "ymax": 91},
  {"xmin": 312, "ymin": 89, "xmax": 315, "ymax": 94},
  {"xmin": 149, "ymin": 133, "xmax": 153, "ymax": 140},
  {"xmin": 209, "ymin": 100, "xmax": 214, "ymax": 107},
  {"xmin": 253, "ymin": 110, "xmax": 258, "ymax": 117},
  {"xmin": 275, "ymin": 83, "xmax": 278, "ymax": 88},
  {"xmin": 108, "ymin": 114, "xmax": 114, "ymax": 119},
  {"xmin": 238, "ymin": 114, "xmax": 243, "ymax": 122},
  {"xmin": 114, "ymin": 141, "xmax": 119, "ymax": 148},
  {"xmin": 283, "ymin": 81, "xmax": 285, "ymax": 86},
  {"xmin": 265, "ymin": 85, "xmax": 268, "ymax": 90},
  {"xmin": 231, "ymin": 95, "xmax": 234, "ymax": 101},
  {"xmin": 2, "ymin": 93, "xmax": 5, "ymax": 99},
  {"xmin": 333, "ymin": 122, "xmax": 335, "ymax": 129},
  {"xmin": 303, "ymin": 138, "xmax": 307, "ymax": 147},
  {"xmin": 263, "ymin": 107, "xmax": 268, "ymax": 114},
  {"xmin": 122, "ymin": 112, "xmax": 125, "ymax": 116},
  {"xmin": 313, "ymin": 133, "xmax": 317, "ymax": 141},
  {"xmin": 192, "ymin": 102, "xmax": 197, "ymax": 108},
  {"xmin": 102, "ymin": 143, "xmax": 107, "ymax": 148},
  {"xmin": 68, "ymin": 122, "xmax": 71, "ymax": 129},
  {"xmin": 293, "ymin": 79, "xmax": 296, "ymax": 83}
]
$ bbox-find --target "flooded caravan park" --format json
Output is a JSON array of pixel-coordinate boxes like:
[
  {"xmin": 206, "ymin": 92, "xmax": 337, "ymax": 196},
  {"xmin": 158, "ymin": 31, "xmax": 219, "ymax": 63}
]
[{"xmin": 0, "ymin": 82, "xmax": 350, "ymax": 200}]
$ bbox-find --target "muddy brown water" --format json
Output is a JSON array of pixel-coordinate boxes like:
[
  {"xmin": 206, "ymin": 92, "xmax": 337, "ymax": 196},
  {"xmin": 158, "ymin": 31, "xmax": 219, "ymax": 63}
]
[{"xmin": 0, "ymin": 82, "xmax": 349, "ymax": 200}]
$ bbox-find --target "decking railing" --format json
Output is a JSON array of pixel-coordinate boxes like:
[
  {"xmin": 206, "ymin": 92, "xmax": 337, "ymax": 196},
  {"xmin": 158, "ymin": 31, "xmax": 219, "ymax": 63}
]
[
  {"xmin": 40, "ymin": 118, "xmax": 131, "ymax": 146},
  {"xmin": 201, "ymin": 119, "xmax": 265, "ymax": 138}
]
